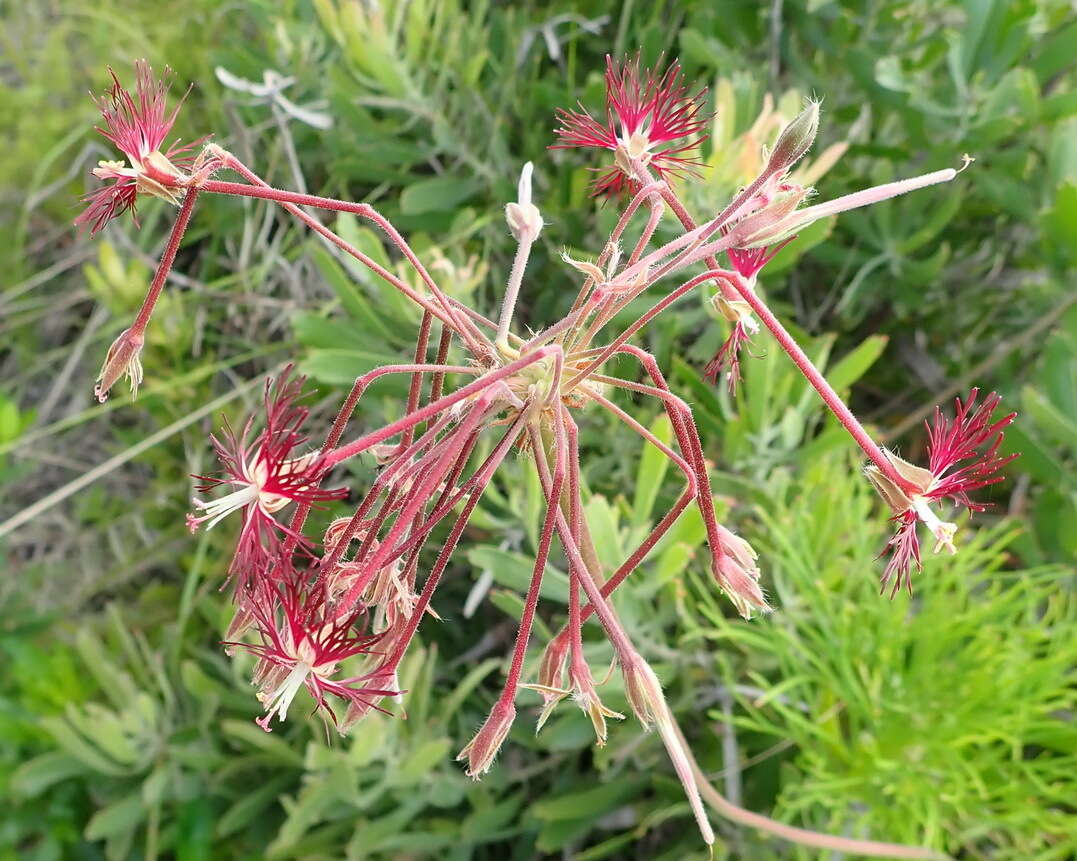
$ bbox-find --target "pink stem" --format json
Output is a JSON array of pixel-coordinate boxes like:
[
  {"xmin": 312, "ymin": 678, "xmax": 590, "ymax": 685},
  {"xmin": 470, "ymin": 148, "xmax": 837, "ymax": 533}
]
[
  {"xmin": 333, "ymin": 398, "xmax": 497, "ymax": 618},
  {"xmin": 325, "ymin": 347, "xmax": 554, "ymax": 468},
  {"xmin": 200, "ymin": 168, "xmax": 489, "ymax": 357},
  {"xmin": 130, "ymin": 188, "xmax": 200, "ymax": 334},
  {"xmin": 565, "ymin": 268, "xmax": 735, "ymax": 388},
  {"xmin": 721, "ymin": 278, "xmax": 912, "ymax": 490},
  {"xmin": 495, "ymin": 420, "xmax": 566, "ymax": 706}
]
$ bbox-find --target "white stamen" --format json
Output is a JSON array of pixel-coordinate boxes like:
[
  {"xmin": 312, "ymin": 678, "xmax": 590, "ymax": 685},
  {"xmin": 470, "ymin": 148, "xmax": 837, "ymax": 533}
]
[{"xmin": 191, "ymin": 483, "xmax": 260, "ymax": 529}]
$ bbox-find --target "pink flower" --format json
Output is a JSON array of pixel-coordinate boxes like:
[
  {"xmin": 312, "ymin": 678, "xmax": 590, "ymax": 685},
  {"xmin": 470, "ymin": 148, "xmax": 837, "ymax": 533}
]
[
  {"xmin": 703, "ymin": 317, "xmax": 753, "ymax": 394},
  {"xmin": 551, "ymin": 54, "xmax": 708, "ymax": 196},
  {"xmin": 187, "ymin": 369, "xmax": 346, "ymax": 577},
  {"xmin": 868, "ymin": 389, "xmax": 1017, "ymax": 595},
  {"xmin": 76, "ymin": 60, "xmax": 196, "ymax": 234},
  {"xmin": 227, "ymin": 569, "xmax": 393, "ymax": 731}
]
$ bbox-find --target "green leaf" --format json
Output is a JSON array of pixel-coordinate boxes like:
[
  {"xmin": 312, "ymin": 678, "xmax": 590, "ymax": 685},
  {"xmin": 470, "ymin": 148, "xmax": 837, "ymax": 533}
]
[
  {"xmin": 391, "ymin": 737, "xmax": 452, "ymax": 785},
  {"xmin": 298, "ymin": 348, "xmax": 408, "ymax": 388},
  {"xmin": 400, "ymin": 176, "xmax": 479, "ymax": 215},
  {"xmin": 466, "ymin": 546, "xmax": 569, "ymax": 604},
  {"xmin": 532, "ymin": 779, "xmax": 645, "ymax": 822},
  {"xmin": 85, "ymin": 792, "xmax": 145, "ymax": 841},
  {"xmin": 215, "ymin": 775, "xmax": 292, "ymax": 839},
  {"xmin": 825, "ymin": 334, "xmax": 889, "ymax": 392},
  {"xmin": 10, "ymin": 751, "xmax": 88, "ymax": 798}
]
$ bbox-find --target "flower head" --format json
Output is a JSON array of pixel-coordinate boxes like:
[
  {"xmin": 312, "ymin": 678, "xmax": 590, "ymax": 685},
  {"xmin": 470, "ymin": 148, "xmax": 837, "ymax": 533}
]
[
  {"xmin": 551, "ymin": 54, "xmax": 709, "ymax": 196},
  {"xmin": 868, "ymin": 389, "xmax": 1017, "ymax": 595},
  {"xmin": 76, "ymin": 60, "xmax": 196, "ymax": 235},
  {"xmin": 227, "ymin": 569, "xmax": 392, "ymax": 731},
  {"xmin": 187, "ymin": 369, "xmax": 346, "ymax": 577}
]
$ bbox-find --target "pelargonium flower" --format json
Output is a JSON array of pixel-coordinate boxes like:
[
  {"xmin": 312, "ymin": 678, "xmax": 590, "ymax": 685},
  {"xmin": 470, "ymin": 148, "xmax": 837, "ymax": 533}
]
[
  {"xmin": 227, "ymin": 570, "xmax": 393, "ymax": 731},
  {"xmin": 76, "ymin": 59, "xmax": 196, "ymax": 235},
  {"xmin": 187, "ymin": 369, "xmax": 346, "ymax": 577},
  {"xmin": 867, "ymin": 388, "xmax": 1017, "ymax": 595},
  {"xmin": 551, "ymin": 54, "xmax": 709, "ymax": 196},
  {"xmin": 703, "ymin": 304, "xmax": 756, "ymax": 393}
]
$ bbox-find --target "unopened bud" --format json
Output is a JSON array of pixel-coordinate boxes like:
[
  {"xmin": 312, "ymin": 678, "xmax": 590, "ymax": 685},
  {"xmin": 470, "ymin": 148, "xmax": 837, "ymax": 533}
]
[
  {"xmin": 457, "ymin": 699, "xmax": 516, "ymax": 778},
  {"xmin": 715, "ymin": 524, "xmax": 758, "ymax": 571},
  {"xmin": 95, "ymin": 327, "xmax": 145, "ymax": 403},
  {"xmin": 505, "ymin": 162, "xmax": 542, "ymax": 240},
  {"xmin": 727, "ymin": 183, "xmax": 811, "ymax": 250},
  {"xmin": 713, "ymin": 553, "xmax": 770, "ymax": 619},
  {"xmin": 766, "ymin": 101, "xmax": 820, "ymax": 175}
]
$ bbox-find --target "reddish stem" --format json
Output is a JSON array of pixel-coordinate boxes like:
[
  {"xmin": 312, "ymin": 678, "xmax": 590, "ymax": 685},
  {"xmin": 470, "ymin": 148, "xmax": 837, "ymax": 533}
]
[
  {"xmin": 130, "ymin": 188, "xmax": 200, "ymax": 334},
  {"xmin": 325, "ymin": 348, "xmax": 554, "ymax": 468},
  {"xmin": 722, "ymin": 278, "xmax": 912, "ymax": 491},
  {"xmin": 496, "ymin": 420, "xmax": 566, "ymax": 705}
]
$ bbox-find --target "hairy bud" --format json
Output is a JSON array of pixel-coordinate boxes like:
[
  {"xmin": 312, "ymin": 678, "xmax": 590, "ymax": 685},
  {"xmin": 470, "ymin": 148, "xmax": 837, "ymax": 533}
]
[
  {"xmin": 505, "ymin": 161, "xmax": 542, "ymax": 240},
  {"xmin": 457, "ymin": 699, "xmax": 516, "ymax": 778},
  {"xmin": 766, "ymin": 101, "xmax": 820, "ymax": 175},
  {"xmin": 95, "ymin": 327, "xmax": 145, "ymax": 403}
]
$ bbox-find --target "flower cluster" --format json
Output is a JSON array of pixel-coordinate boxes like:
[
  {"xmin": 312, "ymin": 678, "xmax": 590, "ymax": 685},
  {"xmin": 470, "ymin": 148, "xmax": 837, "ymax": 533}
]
[{"xmin": 78, "ymin": 56, "xmax": 1014, "ymax": 853}]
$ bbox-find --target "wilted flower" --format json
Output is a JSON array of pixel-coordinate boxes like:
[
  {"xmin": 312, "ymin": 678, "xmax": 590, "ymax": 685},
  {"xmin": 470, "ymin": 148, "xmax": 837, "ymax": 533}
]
[
  {"xmin": 457, "ymin": 699, "xmax": 516, "ymax": 778},
  {"xmin": 868, "ymin": 389, "xmax": 1017, "ymax": 595},
  {"xmin": 552, "ymin": 54, "xmax": 708, "ymax": 196},
  {"xmin": 703, "ymin": 293, "xmax": 759, "ymax": 393},
  {"xmin": 94, "ymin": 327, "xmax": 145, "ymax": 403},
  {"xmin": 76, "ymin": 59, "xmax": 196, "ymax": 234},
  {"xmin": 187, "ymin": 369, "xmax": 346, "ymax": 577}
]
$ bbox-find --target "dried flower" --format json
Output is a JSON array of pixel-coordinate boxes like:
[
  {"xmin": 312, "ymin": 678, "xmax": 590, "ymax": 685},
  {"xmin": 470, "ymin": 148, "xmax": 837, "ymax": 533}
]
[
  {"xmin": 94, "ymin": 327, "xmax": 144, "ymax": 403},
  {"xmin": 457, "ymin": 699, "xmax": 516, "ymax": 778},
  {"xmin": 76, "ymin": 59, "xmax": 196, "ymax": 234},
  {"xmin": 552, "ymin": 54, "xmax": 708, "ymax": 196}
]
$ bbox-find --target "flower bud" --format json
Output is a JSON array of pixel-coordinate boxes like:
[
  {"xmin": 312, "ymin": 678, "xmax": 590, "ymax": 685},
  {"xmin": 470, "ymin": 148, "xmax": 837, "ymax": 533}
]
[
  {"xmin": 766, "ymin": 101, "xmax": 820, "ymax": 176},
  {"xmin": 457, "ymin": 699, "xmax": 516, "ymax": 778},
  {"xmin": 95, "ymin": 327, "xmax": 145, "ymax": 402},
  {"xmin": 712, "ymin": 553, "xmax": 770, "ymax": 619},
  {"xmin": 505, "ymin": 162, "xmax": 542, "ymax": 240},
  {"xmin": 715, "ymin": 524, "xmax": 758, "ymax": 571},
  {"xmin": 727, "ymin": 183, "xmax": 811, "ymax": 250}
]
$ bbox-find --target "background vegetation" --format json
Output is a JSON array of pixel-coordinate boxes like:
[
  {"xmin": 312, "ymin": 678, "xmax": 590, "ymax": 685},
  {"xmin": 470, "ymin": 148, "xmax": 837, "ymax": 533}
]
[{"xmin": 2, "ymin": 1, "xmax": 1074, "ymax": 859}]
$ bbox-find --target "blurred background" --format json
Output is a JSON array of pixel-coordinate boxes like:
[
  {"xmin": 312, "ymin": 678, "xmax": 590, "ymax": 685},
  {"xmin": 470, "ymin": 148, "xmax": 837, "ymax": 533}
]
[{"xmin": 1, "ymin": 1, "xmax": 1074, "ymax": 859}]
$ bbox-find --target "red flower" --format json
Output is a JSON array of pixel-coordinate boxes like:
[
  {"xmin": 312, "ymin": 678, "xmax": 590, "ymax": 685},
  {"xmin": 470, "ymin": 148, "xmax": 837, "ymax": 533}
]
[
  {"xmin": 76, "ymin": 59, "xmax": 197, "ymax": 234},
  {"xmin": 551, "ymin": 54, "xmax": 709, "ymax": 196},
  {"xmin": 703, "ymin": 319, "xmax": 753, "ymax": 394},
  {"xmin": 187, "ymin": 369, "xmax": 346, "ymax": 577},
  {"xmin": 923, "ymin": 389, "xmax": 1018, "ymax": 510},
  {"xmin": 869, "ymin": 389, "xmax": 1017, "ymax": 595},
  {"xmin": 227, "ymin": 569, "xmax": 393, "ymax": 732}
]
